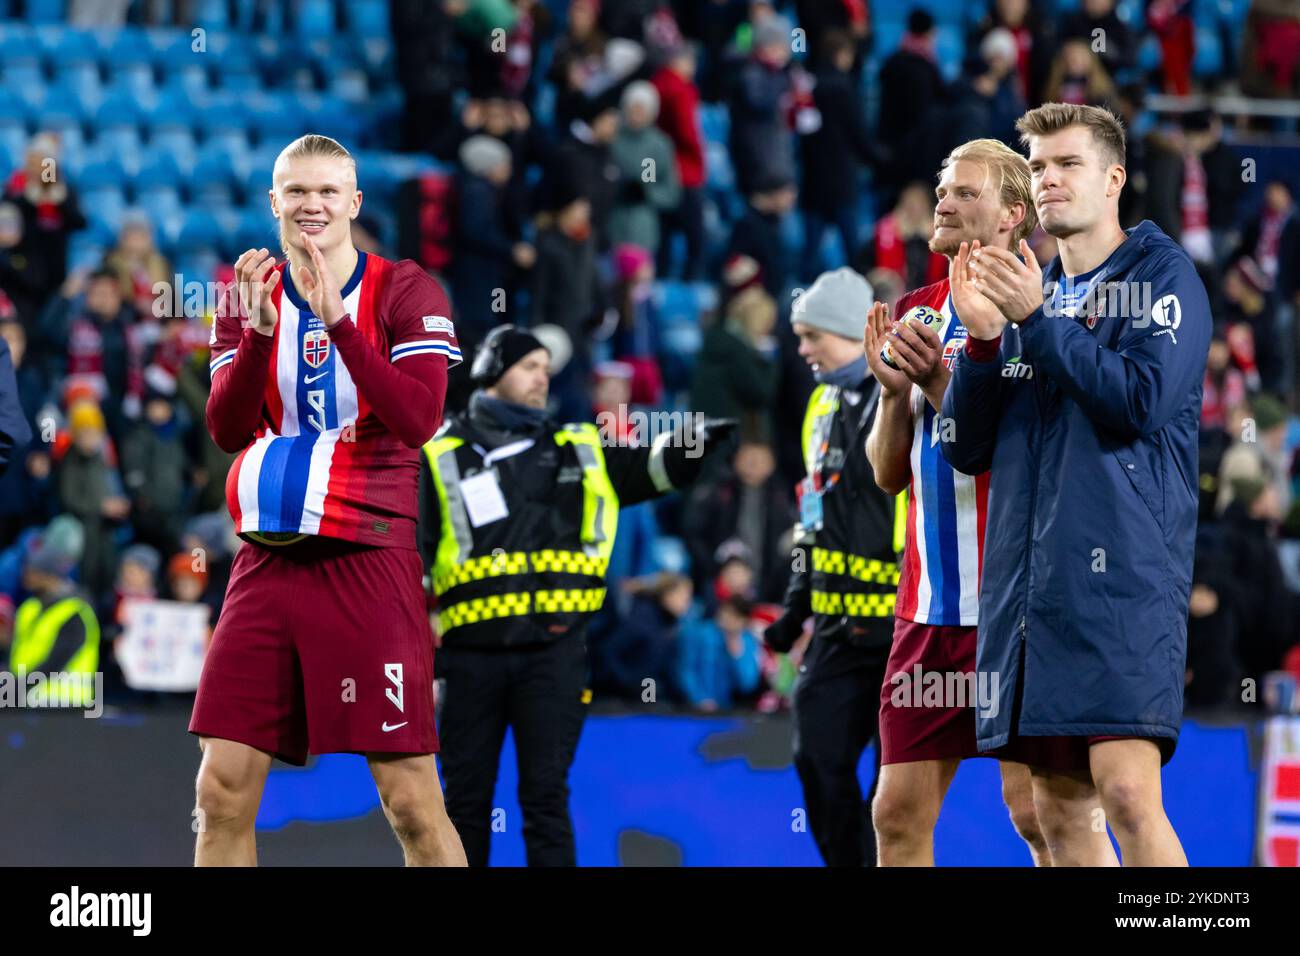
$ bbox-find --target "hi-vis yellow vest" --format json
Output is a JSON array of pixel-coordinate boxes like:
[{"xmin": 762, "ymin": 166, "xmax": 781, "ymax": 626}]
[
  {"xmin": 8, "ymin": 596, "xmax": 100, "ymax": 707},
  {"xmin": 800, "ymin": 384, "xmax": 905, "ymax": 619},
  {"xmin": 422, "ymin": 423, "xmax": 620, "ymax": 637}
]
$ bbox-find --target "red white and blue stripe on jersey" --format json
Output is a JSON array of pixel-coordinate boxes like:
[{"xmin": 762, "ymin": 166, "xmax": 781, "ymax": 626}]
[
  {"xmin": 893, "ymin": 278, "xmax": 990, "ymax": 627},
  {"xmin": 209, "ymin": 252, "xmax": 460, "ymax": 542}
]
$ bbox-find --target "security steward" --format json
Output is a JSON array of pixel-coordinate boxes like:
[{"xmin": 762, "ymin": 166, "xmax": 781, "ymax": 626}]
[
  {"xmin": 7, "ymin": 517, "xmax": 100, "ymax": 708},
  {"xmin": 419, "ymin": 325, "xmax": 735, "ymax": 866},
  {"xmin": 763, "ymin": 268, "xmax": 902, "ymax": 867}
]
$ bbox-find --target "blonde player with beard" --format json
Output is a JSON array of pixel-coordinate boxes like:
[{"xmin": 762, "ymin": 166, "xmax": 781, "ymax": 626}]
[{"xmin": 864, "ymin": 139, "xmax": 1117, "ymax": 866}]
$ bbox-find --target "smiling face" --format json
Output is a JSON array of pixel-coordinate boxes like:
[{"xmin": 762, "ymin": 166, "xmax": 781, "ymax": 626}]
[
  {"xmin": 931, "ymin": 158, "xmax": 1024, "ymax": 256},
  {"xmin": 270, "ymin": 154, "xmax": 362, "ymax": 257},
  {"xmin": 1026, "ymin": 125, "xmax": 1124, "ymax": 239},
  {"xmin": 793, "ymin": 321, "xmax": 861, "ymax": 374}
]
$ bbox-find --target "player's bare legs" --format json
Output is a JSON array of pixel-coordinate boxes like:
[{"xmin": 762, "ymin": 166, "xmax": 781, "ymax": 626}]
[
  {"xmin": 1030, "ymin": 769, "xmax": 1121, "ymax": 866},
  {"xmin": 873, "ymin": 758, "xmax": 960, "ymax": 865},
  {"xmin": 1089, "ymin": 739, "xmax": 1187, "ymax": 866},
  {"xmin": 194, "ymin": 737, "xmax": 274, "ymax": 866},
  {"xmin": 368, "ymin": 753, "xmax": 467, "ymax": 866},
  {"xmin": 998, "ymin": 760, "xmax": 1050, "ymax": 866}
]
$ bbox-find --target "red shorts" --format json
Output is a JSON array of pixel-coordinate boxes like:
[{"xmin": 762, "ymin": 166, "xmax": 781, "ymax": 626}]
[
  {"xmin": 189, "ymin": 536, "xmax": 437, "ymax": 766},
  {"xmin": 878, "ymin": 619, "xmax": 985, "ymax": 765}
]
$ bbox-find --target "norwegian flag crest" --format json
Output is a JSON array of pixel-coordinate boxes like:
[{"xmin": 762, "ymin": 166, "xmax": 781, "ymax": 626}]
[{"xmin": 303, "ymin": 329, "xmax": 330, "ymax": 368}]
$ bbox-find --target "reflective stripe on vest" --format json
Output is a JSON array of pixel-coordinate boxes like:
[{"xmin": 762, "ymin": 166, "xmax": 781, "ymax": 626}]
[
  {"xmin": 8, "ymin": 596, "xmax": 100, "ymax": 705},
  {"xmin": 810, "ymin": 590, "xmax": 896, "ymax": 617},
  {"xmin": 437, "ymin": 587, "xmax": 607, "ymax": 632},
  {"xmin": 811, "ymin": 547, "xmax": 900, "ymax": 585},
  {"xmin": 424, "ymin": 423, "xmax": 621, "ymax": 634}
]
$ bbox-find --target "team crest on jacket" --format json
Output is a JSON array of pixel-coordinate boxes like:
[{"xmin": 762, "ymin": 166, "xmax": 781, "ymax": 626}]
[
  {"xmin": 303, "ymin": 329, "xmax": 330, "ymax": 368},
  {"xmin": 1086, "ymin": 313, "xmax": 1099, "ymax": 330}
]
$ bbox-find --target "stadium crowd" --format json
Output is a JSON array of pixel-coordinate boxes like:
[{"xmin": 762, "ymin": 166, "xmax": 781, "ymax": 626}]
[{"xmin": 0, "ymin": 0, "xmax": 1298, "ymax": 713}]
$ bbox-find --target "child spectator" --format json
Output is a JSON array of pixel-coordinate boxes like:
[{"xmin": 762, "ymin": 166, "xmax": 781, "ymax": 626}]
[
  {"xmin": 57, "ymin": 399, "xmax": 129, "ymax": 611},
  {"xmin": 676, "ymin": 595, "xmax": 762, "ymax": 711}
]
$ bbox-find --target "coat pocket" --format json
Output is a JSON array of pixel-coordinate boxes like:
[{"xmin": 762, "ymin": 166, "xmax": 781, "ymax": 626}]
[{"xmin": 1112, "ymin": 450, "xmax": 1165, "ymax": 532}]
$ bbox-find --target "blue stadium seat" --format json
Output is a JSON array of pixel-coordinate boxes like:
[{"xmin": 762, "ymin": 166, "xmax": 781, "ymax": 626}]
[
  {"xmin": 67, "ymin": 233, "xmax": 106, "ymax": 274},
  {"xmin": 26, "ymin": 0, "xmax": 65, "ymax": 24},
  {"xmin": 95, "ymin": 91, "xmax": 143, "ymax": 130},
  {"xmin": 79, "ymin": 157, "xmax": 127, "ymax": 191},
  {"xmin": 105, "ymin": 59, "xmax": 157, "ymax": 101},
  {"xmin": 191, "ymin": 150, "xmax": 239, "ymax": 206},
  {"xmin": 53, "ymin": 61, "xmax": 102, "ymax": 104},
  {"xmin": 1138, "ymin": 35, "xmax": 1162, "ymax": 72},
  {"xmin": 40, "ymin": 25, "xmax": 97, "ymax": 65},
  {"xmin": 347, "ymin": 0, "xmax": 390, "ymax": 38},
  {"xmin": 698, "ymin": 103, "xmax": 729, "ymax": 146},
  {"xmin": 329, "ymin": 68, "xmax": 370, "ymax": 104},
  {"xmin": 240, "ymin": 164, "xmax": 273, "ymax": 205},
  {"xmin": 145, "ymin": 26, "xmax": 189, "ymax": 64},
  {"xmin": 82, "ymin": 185, "xmax": 127, "ymax": 227},
  {"xmin": 1193, "ymin": 27, "xmax": 1223, "ymax": 77},
  {"xmin": 171, "ymin": 251, "xmax": 218, "ymax": 287},
  {"xmin": 92, "ymin": 126, "xmax": 144, "ymax": 160},
  {"xmin": 136, "ymin": 187, "xmax": 183, "ymax": 226},
  {"xmin": 0, "ymin": 90, "xmax": 27, "ymax": 135},
  {"xmin": 296, "ymin": 0, "xmax": 337, "ymax": 38},
  {"xmin": 0, "ymin": 127, "xmax": 26, "ymax": 173},
  {"xmin": 705, "ymin": 141, "xmax": 734, "ymax": 194},
  {"xmin": 174, "ymin": 208, "xmax": 223, "ymax": 253},
  {"xmin": 134, "ymin": 153, "xmax": 184, "ymax": 192},
  {"xmin": 247, "ymin": 96, "xmax": 305, "ymax": 146},
  {"xmin": 194, "ymin": 0, "xmax": 231, "ymax": 28},
  {"xmin": 234, "ymin": 207, "xmax": 277, "ymax": 253},
  {"xmin": 144, "ymin": 126, "xmax": 197, "ymax": 170},
  {"xmin": 145, "ymin": 88, "xmax": 199, "ymax": 132},
  {"xmin": 103, "ymin": 28, "xmax": 154, "ymax": 70},
  {"xmin": 0, "ymin": 31, "xmax": 41, "ymax": 66}
]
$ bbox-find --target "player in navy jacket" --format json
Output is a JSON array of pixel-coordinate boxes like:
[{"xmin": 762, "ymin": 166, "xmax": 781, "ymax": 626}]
[{"xmin": 940, "ymin": 105, "xmax": 1209, "ymax": 866}]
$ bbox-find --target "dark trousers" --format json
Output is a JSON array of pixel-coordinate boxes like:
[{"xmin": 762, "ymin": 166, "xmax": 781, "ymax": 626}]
[
  {"xmin": 657, "ymin": 186, "xmax": 707, "ymax": 280},
  {"xmin": 791, "ymin": 635, "xmax": 888, "ymax": 867},
  {"xmin": 801, "ymin": 204, "xmax": 860, "ymax": 282},
  {"xmin": 437, "ymin": 635, "xmax": 589, "ymax": 866}
]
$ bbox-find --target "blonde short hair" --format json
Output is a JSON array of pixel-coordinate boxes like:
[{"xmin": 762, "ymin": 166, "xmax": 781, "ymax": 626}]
[
  {"xmin": 1015, "ymin": 102, "xmax": 1127, "ymax": 169},
  {"xmin": 272, "ymin": 134, "xmax": 356, "ymax": 187},
  {"xmin": 940, "ymin": 138, "xmax": 1037, "ymax": 246}
]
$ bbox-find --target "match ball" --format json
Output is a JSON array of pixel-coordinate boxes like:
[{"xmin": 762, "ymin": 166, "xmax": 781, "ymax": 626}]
[{"xmin": 881, "ymin": 305, "xmax": 945, "ymax": 370}]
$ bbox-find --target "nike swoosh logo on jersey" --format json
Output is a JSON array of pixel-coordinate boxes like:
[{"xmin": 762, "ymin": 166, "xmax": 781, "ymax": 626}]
[
  {"xmin": 381, "ymin": 721, "xmax": 408, "ymax": 732},
  {"xmin": 304, "ymin": 371, "xmax": 329, "ymax": 383}
]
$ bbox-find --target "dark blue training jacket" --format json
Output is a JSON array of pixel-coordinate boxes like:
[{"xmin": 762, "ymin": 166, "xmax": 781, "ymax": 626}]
[
  {"xmin": 940, "ymin": 220, "xmax": 1211, "ymax": 755},
  {"xmin": 0, "ymin": 336, "xmax": 31, "ymax": 478}
]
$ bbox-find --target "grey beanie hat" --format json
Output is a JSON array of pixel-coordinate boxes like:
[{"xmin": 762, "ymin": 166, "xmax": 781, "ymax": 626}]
[
  {"xmin": 26, "ymin": 515, "xmax": 84, "ymax": 578},
  {"xmin": 791, "ymin": 267, "xmax": 874, "ymax": 341},
  {"xmin": 459, "ymin": 134, "xmax": 512, "ymax": 179}
]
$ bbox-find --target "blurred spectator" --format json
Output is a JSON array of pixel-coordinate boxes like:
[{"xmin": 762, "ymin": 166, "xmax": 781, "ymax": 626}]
[
  {"xmin": 799, "ymin": 30, "xmax": 880, "ymax": 279},
  {"xmin": 1147, "ymin": 0, "xmax": 1195, "ymax": 96},
  {"xmin": 1241, "ymin": 0, "xmax": 1300, "ymax": 99},
  {"xmin": 0, "ymin": 201, "xmax": 46, "ymax": 327},
  {"xmin": 609, "ymin": 81, "xmax": 681, "ymax": 256},
  {"xmin": 548, "ymin": 0, "xmax": 610, "ymax": 127},
  {"xmin": 1043, "ymin": 38, "xmax": 1116, "ymax": 106},
  {"xmin": 36, "ymin": 268, "xmax": 140, "ymax": 447},
  {"xmin": 1235, "ymin": 181, "xmax": 1300, "ymax": 400},
  {"xmin": 391, "ymin": 0, "xmax": 462, "ymax": 153},
  {"xmin": 532, "ymin": 188, "xmax": 601, "ymax": 352},
  {"xmin": 1217, "ymin": 394, "xmax": 1292, "ymax": 517},
  {"xmin": 166, "ymin": 551, "xmax": 209, "ymax": 605},
  {"xmin": 595, "ymin": 571, "xmax": 691, "ymax": 699},
  {"xmin": 450, "ymin": 135, "xmax": 535, "ymax": 347},
  {"xmin": 726, "ymin": 181, "xmax": 797, "ymax": 297},
  {"xmin": 3, "ymin": 134, "xmax": 85, "ymax": 305},
  {"xmin": 651, "ymin": 41, "xmax": 707, "ymax": 279},
  {"xmin": 727, "ymin": 14, "xmax": 798, "ymax": 199},
  {"xmin": 1201, "ymin": 333, "xmax": 1249, "ymax": 431},
  {"xmin": 600, "ymin": 243, "xmax": 664, "ymax": 404},
  {"xmin": 546, "ymin": 98, "xmax": 623, "ymax": 251},
  {"xmin": 681, "ymin": 440, "xmax": 797, "ymax": 603},
  {"xmin": 1145, "ymin": 111, "xmax": 1245, "ymax": 273},
  {"xmin": 8, "ymin": 515, "xmax": 99, "ymax": 707},
  {"xmin": 877, "ymin": 9, "xmax": 946, "ymax": 191},
  {"xmin": 103, "ymin": 218, "xmax": 172, "ymax": 323},
  {"xmin": 861, "ymin": 182, "xmax": 946, "ymax": 292},
  {"xmin": 1059, "ymin": 0, "xmax": 1138, "ymax": 81},
  {"xmin": 968, "ymin": 0, "xmax": 1052, "ymax": 106},
  {"xmin": 58, "ymin": 399, "xmax": 129, "ymax": 611},
  {"xmin": 1221, "ymin": 260, "xmax": 1274, "ymax": 392},
  {"xmin": 113, "ymin": 543, "xmax": 159, "ymax": 626},
  {"xmin": 599, "ymin": 0, "xmax": 663, "ymax": 41},
  {"xmin": 689, "ymin": 286, "xmax": 780, "ymax": 438},
  {"xmin": 948, "ymin": 28, "xmax": 1028, "ymax": 152},
  {"xmin": 0, "ymin": 314, "xmax": 53, "ymax": 546},
  {"xmin": 794, "ymin": 0, "xmax": 871, "ymax": 75},
  {"xmin": 676, "ymin": 594, "xmax": 762, "ymax": 710},
  {"xmin": 121, "ymin": 381, "xmax": 187, "ymax": 559}
]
